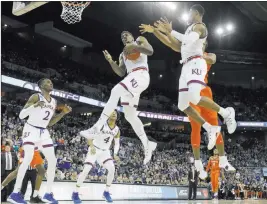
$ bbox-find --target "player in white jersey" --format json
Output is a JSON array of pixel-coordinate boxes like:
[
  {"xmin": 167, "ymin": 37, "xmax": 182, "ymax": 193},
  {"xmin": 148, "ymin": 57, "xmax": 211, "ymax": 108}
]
[
  {"xmin": 149, "ymin": 4, "xmax": 237, "ymax": 150},
  {"xmin": 72, "ymin": 111, "xmax": 120, "ymax": 203},
  {"xmin": 81, "ymin": 31, "xmax": 157, "ymax": 165},
  {"xmin": 8, "ymin": 78, "xmax": 72, "ymax": 204}
]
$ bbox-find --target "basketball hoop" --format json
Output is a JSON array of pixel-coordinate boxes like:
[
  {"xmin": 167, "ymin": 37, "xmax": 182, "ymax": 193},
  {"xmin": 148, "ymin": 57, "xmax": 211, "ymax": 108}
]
[{"xmin": 60, "ymin": 1, "xmax": 90, "ymax": 24}]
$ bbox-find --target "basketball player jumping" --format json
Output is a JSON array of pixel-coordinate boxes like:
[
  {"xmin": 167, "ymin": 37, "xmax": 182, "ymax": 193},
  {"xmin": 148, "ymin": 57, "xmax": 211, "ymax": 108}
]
[
  {"xmin": 72, "ymin": 111, "xmax": 120, "ymax": 203},
  {"xmin": 80, "ymin": 31, "xmax": 157, "ymax": 165},
  {"xmin": 139, "ymin": 22, "xmax": 235, "ymax": 179},
  {"xmin": 142, "ymin": 4, "xmax": 237, "ymax": 150},
  {"xmin": 8, "ymin": 78, "xmax": 72, "ymax": 204}
]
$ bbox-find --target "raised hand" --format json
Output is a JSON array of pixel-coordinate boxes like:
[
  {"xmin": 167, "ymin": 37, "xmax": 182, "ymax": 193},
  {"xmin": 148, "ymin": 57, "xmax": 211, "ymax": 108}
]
[
  {"xmin": 139, "ymin": 24, "xmax": 155, "ymax": 34},
  {"xmin": 103, "ymin": 50, "xmax": 113, "ymax": 62}
]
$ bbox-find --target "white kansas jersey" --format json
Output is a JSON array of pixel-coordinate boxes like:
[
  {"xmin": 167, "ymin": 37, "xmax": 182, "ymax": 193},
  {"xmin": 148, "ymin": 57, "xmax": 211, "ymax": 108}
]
[
  {"xmin": 93, "ymin": 122, "xmax": 120, "ymax": 150},
  {"xmin": 121, "ymin": 42, "xmax": 149, "ymax": 74},
  {"xmin": 181, "ymin": 23, "xmax": 208, "ymax": 61},
  {"xmin": 27, "ymin": 93, "xmax": 56, "ymax": 128}
]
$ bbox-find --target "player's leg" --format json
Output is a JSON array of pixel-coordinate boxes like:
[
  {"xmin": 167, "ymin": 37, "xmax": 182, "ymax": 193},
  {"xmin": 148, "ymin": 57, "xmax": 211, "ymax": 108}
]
[
  {"xmin": 213, "ymin": 172, "xmax": 220, "ymax": 199},
  {"xmin": 85, "ymin": 75, "xmax": 135, "ymax": 134},
  {"xmin": 189, "ymin": 104, "xmax": 207, "ymax": 179},
  {"xmin": 8, "ymin": 125, "xmax": 36, "ymax": 204},
  {"xmin": 1, "ymin": 167, "xmax": 18, "ymax": 189},
  {"xmin": 123, "ymin": 105, "xmax": 157, "ymax": 164},
  {"xmin": 201, "ymin": 87, "xmax": 235, "ymax": 171},
  {"xmin": 99, "ymin": 151, "xmax": 115, "ymax": 202},
  {"xmin": 72, "ymin": 147, "xmax": 96, "ymax": 204},
  {"xmin": 186, "ymin": 60, "xmax": 237, "ymax": 134},
  {"xmin": 40, "ymin": 136, "xmax": 58, "ymax": 203},
  {"xmin": 84, "ymin": 71, "xmax": 150, "ymax": 135},
  {"xmin": 178, "ymin": 71, "xmax": 220, "ymax": 150},
  {"xmin": 30, "ymin": 163, "xmax": 46, "ymax": 203}
]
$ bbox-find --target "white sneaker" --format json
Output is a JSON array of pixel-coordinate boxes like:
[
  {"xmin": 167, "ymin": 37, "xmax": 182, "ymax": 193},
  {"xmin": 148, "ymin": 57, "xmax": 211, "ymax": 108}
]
[
  {"xmin": 195, "ymin": 160, "xmax": 207, "ymax": 180},
  {"xmin": 207, "ymin": 126, "xmax": 221, "ymax": 150},
  {"xmin": 143, "ymin": 141, "xmax": 157, "ymax": 165},
  {"xmin": 219, "ymin": 156, "xmax": 236, "ymax": 171},
  {"xmin": 224, "ymin": 107, "xmax": 237, "ymax": 134}
]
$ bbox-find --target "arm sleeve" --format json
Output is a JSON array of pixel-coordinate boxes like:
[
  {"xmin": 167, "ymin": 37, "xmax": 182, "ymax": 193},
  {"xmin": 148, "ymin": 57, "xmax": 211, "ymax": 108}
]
[
  {"xmin": 171, "ymin": 30, "xmax": 184, "ymax": 42},
  {"xmin": 183, "ymin": 31, "xmax": 200, "ymax": 45},
  {"xmin": 114, "ymin": 138, "xmax": 120, "ymax": 155},
  {"xmin": 19, "ymin": 105, "xmax": 35, "ymax": 119}
]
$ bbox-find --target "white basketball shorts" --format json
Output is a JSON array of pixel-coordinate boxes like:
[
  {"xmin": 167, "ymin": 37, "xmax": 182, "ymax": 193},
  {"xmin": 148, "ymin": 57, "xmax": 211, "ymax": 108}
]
[
  {"xmin": 22, "ymin": 123, "xmax": 53, "ymax": 148},
  {"xmin": 179, "ymin": 58, "xmax": 207, "ymax": 91},
  {"xmin": 178, "ymin": 58, "xmax": 207, "ymax": 110},
  {"xmin": 84, "ymin": 146, "xmax": 113, "ymax": 166},
  {"xmin": 119, "ymin": 70, "xmax": 150, "ymax": 108}
]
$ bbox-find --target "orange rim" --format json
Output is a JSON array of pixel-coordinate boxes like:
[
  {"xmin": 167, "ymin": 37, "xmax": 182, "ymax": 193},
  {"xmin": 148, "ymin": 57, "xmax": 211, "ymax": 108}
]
[{"xmin": 61, "ymin": 1, "xmax": 90, "ymax": 7}]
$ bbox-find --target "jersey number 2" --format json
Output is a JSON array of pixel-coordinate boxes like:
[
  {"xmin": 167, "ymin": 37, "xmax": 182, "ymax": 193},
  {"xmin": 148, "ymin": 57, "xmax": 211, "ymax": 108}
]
[
  {"xmin": 43, "ymin": 111, "xmax": 50, "ymax": 120},
  {"xmin": 104, "ymin": 137, "xmax": 110, "ymax": 143}
]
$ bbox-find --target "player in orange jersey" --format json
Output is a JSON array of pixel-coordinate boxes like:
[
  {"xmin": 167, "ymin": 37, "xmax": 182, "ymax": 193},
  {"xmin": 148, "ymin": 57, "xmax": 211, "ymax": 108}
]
[
  {"xmin": 206, "ymin": 149, "xmax": 225, "ymax": 200},
  {"xmin": 139, "ymin": 22, "xmax": 235, "ymax": 179},
  {"xmin": 2, "ymin": 147, "xmax": 46, "ymax": 203}
]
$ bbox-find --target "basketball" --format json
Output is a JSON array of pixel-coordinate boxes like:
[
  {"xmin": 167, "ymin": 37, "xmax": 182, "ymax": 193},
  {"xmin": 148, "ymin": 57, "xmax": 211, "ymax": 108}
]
[{"xmin": 126, "ymin": 51, "xmax": 140, "ymax": 60}]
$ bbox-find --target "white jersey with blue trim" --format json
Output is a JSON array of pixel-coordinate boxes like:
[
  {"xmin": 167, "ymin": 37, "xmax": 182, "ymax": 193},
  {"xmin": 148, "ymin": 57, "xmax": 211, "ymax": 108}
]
[
  {"xmin": 181, "ymin": 23, "xmax": 208, "ymax": 61},
  {"xmin": 27, "ymin": 93, "xmax": 56, "ymax": 128},
  {"xmin": 93, "ymin": 122, "xmax": 120, "ymax": 150},
  {"xmin": 121, "ymin": 41, "xmax": 149, "ymax": 74}
]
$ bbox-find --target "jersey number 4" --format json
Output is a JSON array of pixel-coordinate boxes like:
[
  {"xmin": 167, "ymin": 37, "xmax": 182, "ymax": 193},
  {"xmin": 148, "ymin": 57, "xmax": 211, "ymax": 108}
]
[
  {"xmin": 104, "ymin": 137, "xmax": 110, "ymax": 143},
  {"xmin": 43, "ymin": 111, "xmax": 50, "ymax": 120}
]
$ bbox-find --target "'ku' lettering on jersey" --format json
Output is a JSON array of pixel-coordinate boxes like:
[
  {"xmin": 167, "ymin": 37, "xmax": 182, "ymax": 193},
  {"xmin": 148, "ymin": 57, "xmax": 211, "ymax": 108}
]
[
  {"xmin": 93, "ymin": 122, "xmax": 120, "ymax": 150},
  {"xmin": 181, "ymin": 23, "xmax": 208, "ymax": 61},
  {"xmin": 27, "ymin": 93, "xmax": 56, "ymax": 128},
  {"xmin": 121, "ymin": 41, "xmax": 149, "ymax": 74},
  {"xmin": 206, "ymin": 156, "xmax": 220, "ymax": 172}
]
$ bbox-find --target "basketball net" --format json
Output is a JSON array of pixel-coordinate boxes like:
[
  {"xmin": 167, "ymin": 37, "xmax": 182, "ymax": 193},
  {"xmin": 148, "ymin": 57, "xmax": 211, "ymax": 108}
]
[{"xmin": 60, "ymin": 1, "xmax": 90, "ymax": 24}]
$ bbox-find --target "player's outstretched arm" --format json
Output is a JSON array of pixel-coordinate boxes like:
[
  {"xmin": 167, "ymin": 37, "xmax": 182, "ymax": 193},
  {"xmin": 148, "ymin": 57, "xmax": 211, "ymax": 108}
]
[
  {"xmin": 139, "ymin": 24, "xmax": 181, "ymax": 52},
  {"xmin": 103, "ymin": 50, "xmax": 126, "ymax": 77},
  {"xmin": 19, "ymin": 93, "xmax": 44, "ymax": 119},
  {"xmin": 48, "ymin": 104, "xmax": 72, "ymax": 127}
]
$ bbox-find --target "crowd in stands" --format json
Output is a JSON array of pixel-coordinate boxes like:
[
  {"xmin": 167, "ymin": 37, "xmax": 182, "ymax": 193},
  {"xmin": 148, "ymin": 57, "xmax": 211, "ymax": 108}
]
[
  {"xmin": 1, "ymin": 102, "xmax": 267, "ymax": 197},
  {"xmin": 2, "ymin": 32, "xmax": 267, "ymax": 121}
]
